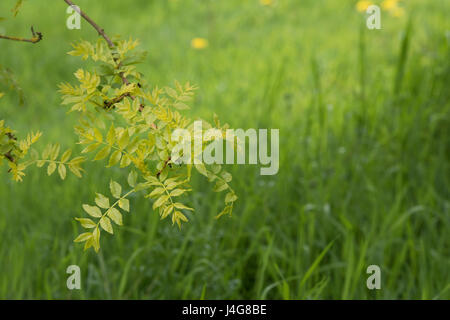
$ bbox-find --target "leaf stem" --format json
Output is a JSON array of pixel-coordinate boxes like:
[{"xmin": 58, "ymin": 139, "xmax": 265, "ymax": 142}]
[{"xmin": 97, "ymin": 188, "xmax": 135, "ymax": 227}]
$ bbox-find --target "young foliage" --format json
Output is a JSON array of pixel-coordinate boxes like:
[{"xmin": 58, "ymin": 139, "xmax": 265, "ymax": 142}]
[
  {"xmin": 1, "ymin": 1, "xmax": 238, "ymax": 253},
  {"xmin": 0, "ymin": 90, "xmax": 86, "ymax": 182},
  {"xmin": 60, "ymin": 37, "xmax": 238, "ymax": 252},
  {"xmin": 0, "ymin": 65, "xmax": 25, "ymax": 105},
  {"xmin": 0, "ymin": 120, "xmax": 86, "ymax": 182}
]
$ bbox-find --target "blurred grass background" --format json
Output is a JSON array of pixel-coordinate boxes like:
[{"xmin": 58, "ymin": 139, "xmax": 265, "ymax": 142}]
[{"xmin": 0, "ymin": 0, "xmax": 449, "ymax": 299}]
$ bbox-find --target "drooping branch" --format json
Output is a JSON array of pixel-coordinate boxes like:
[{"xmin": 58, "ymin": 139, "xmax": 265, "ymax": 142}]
[{"xmin": 0, "ymin": 26, "xmax": 42, "ymax": 44}]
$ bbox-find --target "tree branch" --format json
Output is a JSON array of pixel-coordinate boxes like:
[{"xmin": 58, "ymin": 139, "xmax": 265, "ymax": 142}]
[
  {"xmin": 156, "ymin": 157, "xmax": 172, "ymax": 178},
  {"xmin": 4, "ymin": 152, "xmax": 15, "ymax": 163},
  {"xmin": 63, "ymin": 0, "xmax": 113, "ymax": 47},
  {"xmin": 0, "ymin": 26, "xmax": 42, "ymax": 44},
  {"xmin": 63, "ymin": 0, "xmax": 156, "ymax": 128},
  {"xmin": 103, "ymin": 93, "xmax": 130, "ymax": 109},
  {"xmin": 63, "ymin": 0, "xmax": 129, "ymax": 85}
]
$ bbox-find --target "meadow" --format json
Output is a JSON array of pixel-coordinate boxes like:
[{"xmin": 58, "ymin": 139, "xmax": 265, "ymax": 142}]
[{"xmin": 0, "ymin": 0, "xmax": 448, "ymax": 299}]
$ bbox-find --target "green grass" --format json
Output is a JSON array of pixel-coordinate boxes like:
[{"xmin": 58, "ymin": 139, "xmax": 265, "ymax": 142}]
[{"xmin": 0, "ymin": 0, "xmax": 449, "ymax": 299}]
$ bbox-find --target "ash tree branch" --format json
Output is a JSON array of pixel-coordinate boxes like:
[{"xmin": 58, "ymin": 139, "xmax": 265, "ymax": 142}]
[
  {"xmin": 63, "ymin": 0, "xmax": 114, "ymax": 48},
  {"xmin": 63, "ymin": 0, "xmax": 129, "ymax": 85},
  {"xmin": 63, "ymin": 0, "xmax": 156, "ymax": 128}
]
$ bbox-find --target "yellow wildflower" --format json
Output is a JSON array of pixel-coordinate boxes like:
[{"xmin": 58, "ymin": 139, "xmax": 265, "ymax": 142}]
[
  {"xmin": 260, "ymin": 0, "xmax": 274, "ymax": 6},
  {"xmin": 356, "ymin": 1, "xmax": 373, "ymax": 12},
  {"xmin": 381, "ymin": 0, "xmax": 399, "ymax": 11},
  {"xmin": 191, "ymin": 38, "xmax": 208, "ymax": 50},
  {"xmin": 382, "ymin": 0, "xmax": 405, "ymax": 17}
]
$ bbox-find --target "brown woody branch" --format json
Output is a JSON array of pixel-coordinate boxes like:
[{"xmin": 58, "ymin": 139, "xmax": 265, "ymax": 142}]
[
  {"xmin": 0, "ymin": 26, "xmax": 42, "ymax": 44},
  {"xmin": 156, "ymin": 157, "xmax": 171, "ymax": 178},
  {"xmin": 6, "ymin": 132, "xmax": 17, "ymax": 140},
  {"xmin": 4, "ymin": 152, "xmax": 15, "ymax": 163},
  {"xmin": 103, "ymin": 93, "xmax": 130, "ymax": 109},
  {"xmin": 63, "ymin": 0, "xmax": 113, "ymax": 47},
  {"xmin": 3, "ymin": 133, "xmax": 18, "ymax": 163}
]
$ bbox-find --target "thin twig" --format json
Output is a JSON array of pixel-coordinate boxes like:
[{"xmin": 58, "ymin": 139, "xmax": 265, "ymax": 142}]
[
  {"xmin": 156, "ymin": 157, "xmax": 171, "ymax": 178},
  {"xmin": 103, "ymin": 93, "xmax": 130, "ymax": 109},
  {"xmin": 0, "ymin": 26, "xmax": 42, "ymax": 44},
  {"xmin": 63, "ymin": 0, "xmax": 113, "ymax": 47},
  {"xmin": 4, "ymin": 152, "xmax": 15, "ymax": 163},
  {"xmin": 6, "ymin": 132, "xmax": 17, "ymax": 141}
]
